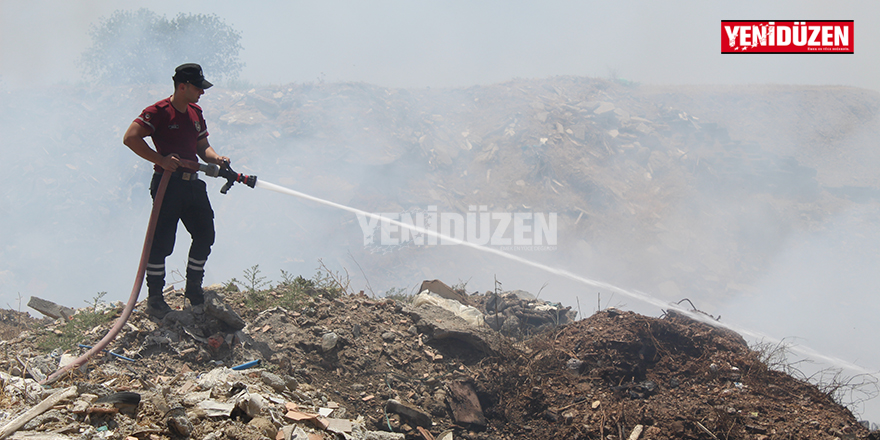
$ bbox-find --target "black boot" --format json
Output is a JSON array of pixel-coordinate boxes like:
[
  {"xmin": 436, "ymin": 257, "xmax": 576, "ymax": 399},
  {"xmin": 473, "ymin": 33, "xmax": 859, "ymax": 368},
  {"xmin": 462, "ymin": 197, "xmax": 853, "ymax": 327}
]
[
  {"xmin": 185, "ymin": 280, "xmax": 205, "ymax": 306},
  {"xmin": 146, "ymin": 281, "xmax": 172, "ymax": 319}
]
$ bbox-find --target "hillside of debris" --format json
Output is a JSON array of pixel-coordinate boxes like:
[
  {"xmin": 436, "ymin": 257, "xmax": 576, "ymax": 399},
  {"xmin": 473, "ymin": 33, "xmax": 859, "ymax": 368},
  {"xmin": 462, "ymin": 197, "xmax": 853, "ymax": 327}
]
[
  {"xmin": 0, "ymin": 280, "xmax": 876, "ymax": 439},
  {"xmin": 4, "ymin": 77, "xmax": 880, "ymax": 437}
]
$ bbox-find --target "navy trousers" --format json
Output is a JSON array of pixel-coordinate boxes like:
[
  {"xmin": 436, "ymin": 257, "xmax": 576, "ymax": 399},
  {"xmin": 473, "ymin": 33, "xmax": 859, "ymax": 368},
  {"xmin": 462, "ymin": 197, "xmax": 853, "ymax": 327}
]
[{"xmin": 145, "ymin": 172, "xmax": 215, "ymax": 297}]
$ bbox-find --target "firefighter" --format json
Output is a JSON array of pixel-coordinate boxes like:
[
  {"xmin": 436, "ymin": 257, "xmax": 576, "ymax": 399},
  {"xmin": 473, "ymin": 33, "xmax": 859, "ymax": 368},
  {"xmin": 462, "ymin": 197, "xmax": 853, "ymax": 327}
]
[{"xmin": 123, "ymin": 63, "xmax": 231, "ymax": 319}]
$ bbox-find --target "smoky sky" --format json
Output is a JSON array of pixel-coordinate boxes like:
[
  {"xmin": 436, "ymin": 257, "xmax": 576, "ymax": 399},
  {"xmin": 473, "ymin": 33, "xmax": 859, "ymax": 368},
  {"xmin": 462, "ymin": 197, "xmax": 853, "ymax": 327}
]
[
  {"xmin": 4, "ymin": 0, "xmax": 880, "ymax": 423},
  {"xmin": 1, "ymin": 0, "xmax": 878, "ymax": 90}
]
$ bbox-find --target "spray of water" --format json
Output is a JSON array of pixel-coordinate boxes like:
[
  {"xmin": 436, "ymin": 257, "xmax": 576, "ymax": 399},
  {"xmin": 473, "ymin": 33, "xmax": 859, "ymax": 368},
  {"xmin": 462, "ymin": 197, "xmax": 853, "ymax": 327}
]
[{"xmin": 255, "ymin": 179, "xmax": 871, "ymax": 374}]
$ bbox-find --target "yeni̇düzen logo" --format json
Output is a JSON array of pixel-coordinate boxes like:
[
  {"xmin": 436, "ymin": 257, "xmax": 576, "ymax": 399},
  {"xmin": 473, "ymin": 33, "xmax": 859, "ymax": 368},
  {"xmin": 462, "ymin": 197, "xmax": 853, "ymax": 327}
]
[{"xmin": 721, "ymin": 21, "xmax": 853, "ymax": 53}]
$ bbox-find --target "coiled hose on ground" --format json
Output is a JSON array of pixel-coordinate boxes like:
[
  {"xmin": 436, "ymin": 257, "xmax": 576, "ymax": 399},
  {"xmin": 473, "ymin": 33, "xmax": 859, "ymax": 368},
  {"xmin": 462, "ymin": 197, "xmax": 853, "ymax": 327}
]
[{"xmin": 41, "ymin": 170, "xmax": 172, "ymax": 385}]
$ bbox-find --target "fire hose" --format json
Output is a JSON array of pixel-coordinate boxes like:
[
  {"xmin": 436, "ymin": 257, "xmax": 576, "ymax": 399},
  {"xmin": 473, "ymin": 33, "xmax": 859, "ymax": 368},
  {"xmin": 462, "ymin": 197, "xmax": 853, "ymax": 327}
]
[{"xmin": 41, "ymin": 160, "xmax": 256, "ymax": 385}]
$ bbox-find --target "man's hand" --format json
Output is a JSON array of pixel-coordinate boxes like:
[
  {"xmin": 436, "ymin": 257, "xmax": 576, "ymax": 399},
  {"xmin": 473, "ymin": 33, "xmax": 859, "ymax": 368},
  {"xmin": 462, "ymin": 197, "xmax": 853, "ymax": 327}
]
[
  {"xmin": 160, "ymin": 154, "xmax": 182, "ymax": 172},
  {"xmin": 123, "ymin": 121, "xmax": 172, "ymax": 169},
  {"xmin": 196, "ymin": 138, "xmax": 230, "ymax": 168}
]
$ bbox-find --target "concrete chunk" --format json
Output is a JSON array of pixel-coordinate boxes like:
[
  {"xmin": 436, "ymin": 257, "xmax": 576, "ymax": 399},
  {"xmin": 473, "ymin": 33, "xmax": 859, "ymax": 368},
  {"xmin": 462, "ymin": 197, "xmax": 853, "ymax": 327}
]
[{"xmin": 27, "ymin": 296, "xmax": 74, "ymax": 320}]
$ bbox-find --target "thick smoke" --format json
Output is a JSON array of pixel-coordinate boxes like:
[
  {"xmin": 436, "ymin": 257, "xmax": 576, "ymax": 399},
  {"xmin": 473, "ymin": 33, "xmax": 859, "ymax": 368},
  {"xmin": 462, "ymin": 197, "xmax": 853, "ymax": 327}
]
[{"xmin": 3, "ymin": 0, "xmax": 880, "ymax": 423}]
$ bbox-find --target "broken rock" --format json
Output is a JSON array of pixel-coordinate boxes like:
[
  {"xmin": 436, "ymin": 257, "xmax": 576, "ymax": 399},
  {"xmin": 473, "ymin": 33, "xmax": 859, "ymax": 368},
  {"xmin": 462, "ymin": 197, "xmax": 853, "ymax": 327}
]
[
  {"xmin": 412, "ymin": 292, "xmax": 484, "ymax": 327},
  {"xmin": 446, "ymin": 381, "xmax": 486, "ymax": 429},
  {"xmin": 204, "ymin": 290, "xmax": 246, "ymax": 330},
  {"xmin": 166, "ymin": 407, "xmax": 193, "ymax": 437},
  {"xmin": 385, "ymin": 399, "xmax": 432, "ymax": 428},
  {"xmin": 321, "ymin": 332, "xmax": 339, "ymax": 352},
  {"xmin": 261, "ymin": 371, "xmax": 287, "ymax": 393},
  {"xmin": 248, "ymin": 416, "xmax": 276, "ymax": 438}
]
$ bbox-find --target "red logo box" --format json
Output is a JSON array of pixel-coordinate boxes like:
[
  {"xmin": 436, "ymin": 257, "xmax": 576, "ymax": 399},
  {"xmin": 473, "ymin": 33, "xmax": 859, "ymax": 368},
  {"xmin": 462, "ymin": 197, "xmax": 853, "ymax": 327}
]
[{"xmin": 721, "ymin": 21, "xmax": 853, "ymax": 53}]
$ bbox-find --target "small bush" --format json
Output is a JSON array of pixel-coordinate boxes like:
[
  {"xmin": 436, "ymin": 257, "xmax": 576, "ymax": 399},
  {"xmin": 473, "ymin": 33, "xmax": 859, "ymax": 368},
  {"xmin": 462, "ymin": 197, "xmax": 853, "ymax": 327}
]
[
  {"xmin": 383, "ymin": 287, "xmax": 414, "ymax": 303},
  {"xmin": 242, "ymin": 264, "xmax": 270, "ymax": 292},
  {"xmin": 234, "ymin": 265, "xmax": 351, "ymax": 312},
  {"xmin": 36, "ymin": 292, "xmax": 118, "ymax": 351}
]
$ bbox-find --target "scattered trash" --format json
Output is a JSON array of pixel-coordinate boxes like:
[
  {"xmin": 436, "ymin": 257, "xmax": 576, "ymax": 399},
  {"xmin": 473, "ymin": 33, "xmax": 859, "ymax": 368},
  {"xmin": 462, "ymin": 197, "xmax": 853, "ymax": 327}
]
[
  {"xmin": 0, "ymin": 385, "xmax": 76, "ymax": 439},
  {"xmin": 77, "ymin": 344, "xmax": 136, "ymax": 362},
  {"xmin": 230, "ymin": 359, "xmax": 261, "ymax": 370}
]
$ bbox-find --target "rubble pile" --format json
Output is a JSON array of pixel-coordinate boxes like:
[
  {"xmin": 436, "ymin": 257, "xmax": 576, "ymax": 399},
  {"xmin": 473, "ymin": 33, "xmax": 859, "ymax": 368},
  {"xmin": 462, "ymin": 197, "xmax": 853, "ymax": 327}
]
[
  {"xmin": 5, "ymin": 77, "xmax": 880, "ymax": 438},
  {"xmin": 482, "ymin": 309, "xmax": 872, "ymax": 439},
  {"xmin": 0, "ymin": 284, "xmax": 875, "ymax": 440}
]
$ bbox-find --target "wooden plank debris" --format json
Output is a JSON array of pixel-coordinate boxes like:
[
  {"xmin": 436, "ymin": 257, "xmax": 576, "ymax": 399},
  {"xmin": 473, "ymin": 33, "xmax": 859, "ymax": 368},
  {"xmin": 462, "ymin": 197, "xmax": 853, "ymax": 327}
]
[{"xmin": 0, "ymin": 386, "xmax": 77, "ymax": 439}]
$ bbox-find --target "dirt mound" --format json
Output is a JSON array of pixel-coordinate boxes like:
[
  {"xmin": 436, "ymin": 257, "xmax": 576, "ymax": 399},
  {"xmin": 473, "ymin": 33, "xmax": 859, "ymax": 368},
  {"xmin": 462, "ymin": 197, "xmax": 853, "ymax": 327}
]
[
  {"xmin": 483, "ymin": 309, "xmax": 868, "ymax": 439},
  {"xmin": 0, "ymin": 286, "xmax": 874, "ymax": 439}
]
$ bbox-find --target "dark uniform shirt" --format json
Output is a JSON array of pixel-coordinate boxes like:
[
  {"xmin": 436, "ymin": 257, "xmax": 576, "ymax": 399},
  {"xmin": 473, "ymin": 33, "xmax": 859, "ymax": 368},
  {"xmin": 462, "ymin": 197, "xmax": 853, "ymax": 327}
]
[{"xmin": 134, "ymin": 97, "xmax": 208, "ymax": 173}]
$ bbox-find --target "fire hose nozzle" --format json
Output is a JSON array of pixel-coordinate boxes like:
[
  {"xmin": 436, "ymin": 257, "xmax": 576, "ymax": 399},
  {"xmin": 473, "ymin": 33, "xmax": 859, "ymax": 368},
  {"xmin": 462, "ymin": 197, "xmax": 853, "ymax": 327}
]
[
  {"xmin": 195, "ymin": 162, "xmax": 256, "ymax": 194},
  {"xmin": 241, "ymin": 174, "xmax": 258, "ymax": 188},
  {"xmin": 218, "ymin": 166, "xmax": 257, "ymax": 194}
]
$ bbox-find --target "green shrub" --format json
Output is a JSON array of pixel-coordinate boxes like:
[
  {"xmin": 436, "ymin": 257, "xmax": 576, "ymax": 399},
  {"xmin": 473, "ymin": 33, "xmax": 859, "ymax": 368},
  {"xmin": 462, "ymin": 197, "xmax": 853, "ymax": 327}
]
[{"xmin": 37, "ymin": 292, "xmax": 118, "ymax": 351}]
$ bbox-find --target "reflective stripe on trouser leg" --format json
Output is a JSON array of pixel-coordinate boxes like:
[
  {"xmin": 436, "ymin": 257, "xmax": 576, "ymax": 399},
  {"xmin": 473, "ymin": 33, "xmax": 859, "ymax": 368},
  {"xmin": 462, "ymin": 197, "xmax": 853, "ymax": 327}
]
[
  {"xmin": 145, "ymin": 263, "xmax": 165, "ymax": 298},
  {"xmin": 186, "ymin": 257, "xmax": 207, "ymax": 285},
  {"xmin": 146, "ymin": 262, "xmax": 165, "ymax": 277}
]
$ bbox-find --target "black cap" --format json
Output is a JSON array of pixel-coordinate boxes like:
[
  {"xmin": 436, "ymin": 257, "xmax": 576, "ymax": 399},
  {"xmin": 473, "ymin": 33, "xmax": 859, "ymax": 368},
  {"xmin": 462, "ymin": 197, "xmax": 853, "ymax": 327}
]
[{"xmin": 173, "ymin": 63, "xmax": 213, "ymax": 89}]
